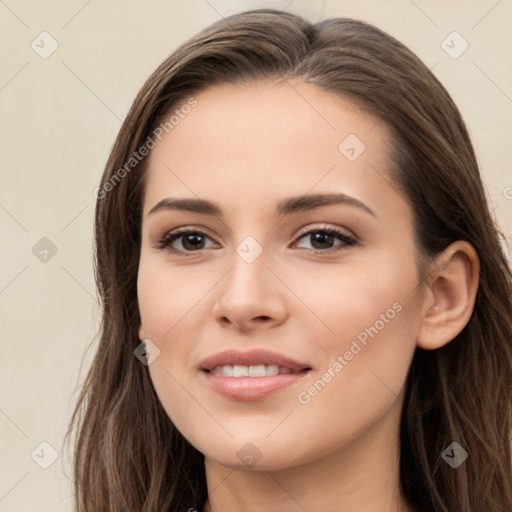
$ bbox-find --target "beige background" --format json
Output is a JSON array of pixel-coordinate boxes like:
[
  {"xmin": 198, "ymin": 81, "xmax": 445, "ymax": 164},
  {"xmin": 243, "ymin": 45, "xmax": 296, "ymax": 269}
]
[{"xmin": 1, "ymin": 0, "xmax": 511, "ymax": 510}]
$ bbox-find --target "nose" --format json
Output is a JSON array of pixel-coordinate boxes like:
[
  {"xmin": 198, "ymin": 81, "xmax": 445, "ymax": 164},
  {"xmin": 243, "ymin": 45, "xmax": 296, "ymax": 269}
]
[{"xmin": 212, "ymin": 247, "xmax": 288, "ymax": 332}]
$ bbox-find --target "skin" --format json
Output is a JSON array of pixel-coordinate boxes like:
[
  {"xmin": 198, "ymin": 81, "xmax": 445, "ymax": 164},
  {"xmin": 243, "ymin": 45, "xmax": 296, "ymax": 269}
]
[{"xmin": 137, "ymin": 79, "xmax": 479, "ymax": 512}]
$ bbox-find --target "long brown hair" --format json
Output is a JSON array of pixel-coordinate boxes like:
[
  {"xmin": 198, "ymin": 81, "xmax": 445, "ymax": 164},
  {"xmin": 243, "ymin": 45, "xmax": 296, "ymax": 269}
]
[{"xmin": 63, "ymin": 8, "xmax": 512, "ymax": 511}]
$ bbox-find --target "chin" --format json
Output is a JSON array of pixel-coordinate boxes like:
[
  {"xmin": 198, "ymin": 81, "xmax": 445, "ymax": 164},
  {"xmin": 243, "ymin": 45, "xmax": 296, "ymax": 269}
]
[{"xmin": 195, "ymin": 434, "xmax": 318, "ymax": 472}]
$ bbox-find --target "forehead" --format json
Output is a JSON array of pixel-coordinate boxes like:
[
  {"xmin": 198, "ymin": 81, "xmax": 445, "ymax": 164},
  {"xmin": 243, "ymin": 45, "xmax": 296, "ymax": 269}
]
[{"xmin": 142, "ymin": 79, "xmax": 400, "ymax": 219}]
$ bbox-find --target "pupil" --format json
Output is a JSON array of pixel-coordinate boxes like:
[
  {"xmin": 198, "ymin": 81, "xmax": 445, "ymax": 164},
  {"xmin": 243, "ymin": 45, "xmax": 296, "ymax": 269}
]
[
  {"xmin": 183, "ymin": 234, "xmax": 204, "ymax": 250},
  {"xmin": 311, "ymin": 232, "xmax": 333, "ymax": 249}
]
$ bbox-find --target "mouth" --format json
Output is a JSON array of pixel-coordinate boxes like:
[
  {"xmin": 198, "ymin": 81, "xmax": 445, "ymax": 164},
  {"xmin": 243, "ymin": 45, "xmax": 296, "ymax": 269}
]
[{"xmin": 199, "ymin": 349, "xmax": 312, "ymax": 400}]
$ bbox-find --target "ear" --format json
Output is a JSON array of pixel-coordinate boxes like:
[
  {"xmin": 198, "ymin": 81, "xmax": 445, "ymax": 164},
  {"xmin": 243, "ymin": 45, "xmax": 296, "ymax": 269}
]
[
  {"xmin": 417, "ymin": 241, "xmax": 480, "ymax": 350},
  {"xmin": 138, "ymin": 324, "xmax": 145, "ymax": 341}
]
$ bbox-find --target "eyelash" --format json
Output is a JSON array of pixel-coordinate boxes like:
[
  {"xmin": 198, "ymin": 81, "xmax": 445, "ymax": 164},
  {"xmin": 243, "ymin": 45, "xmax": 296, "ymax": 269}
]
[{"xmin": 154, "ymin": 225, "xmax": 358, "ymax": 256}]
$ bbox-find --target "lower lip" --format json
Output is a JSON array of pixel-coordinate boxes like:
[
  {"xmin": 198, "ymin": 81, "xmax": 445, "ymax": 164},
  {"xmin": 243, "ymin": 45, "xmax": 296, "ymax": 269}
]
[{"xmin": 201, "ymin": 370, "xmax": 311, "ymax": 400}]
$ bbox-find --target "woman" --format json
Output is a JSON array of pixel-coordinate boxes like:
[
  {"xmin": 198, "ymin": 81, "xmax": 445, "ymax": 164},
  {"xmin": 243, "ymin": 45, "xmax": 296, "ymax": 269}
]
[{"xmin": 64, "ymin": 8, "xmax": 512, "ymax": 512}]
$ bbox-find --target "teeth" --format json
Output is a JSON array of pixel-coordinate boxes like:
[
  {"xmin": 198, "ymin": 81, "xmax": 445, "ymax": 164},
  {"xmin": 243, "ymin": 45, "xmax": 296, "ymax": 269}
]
[
  {"xmin": 248, "ymin": 364, "xmax": 266, "ymax": 377},
  {"xmin": 232, "ymin": 365, "xmax": 248, "ymax": 377},
  {"xmin": 210, "ymin": 364, "xmax": 299, "ymax": 377},
  {"xmin": 266, "ymin": 364, "xmax": 279, "ymax": 376}
]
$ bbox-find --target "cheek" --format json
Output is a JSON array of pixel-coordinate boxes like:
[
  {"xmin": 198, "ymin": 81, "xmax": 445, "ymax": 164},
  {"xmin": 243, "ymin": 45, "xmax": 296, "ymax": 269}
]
[
  {"xmin": 292, "ymin": 244, "xmax": 420, "ymax": 354},
  {"xmin": 137, "ymin": 254, "xmax": 211, "ymax": 339},
  {"xmin": 137, "ymin": 255, "xmax": 214, "ymax": 413},
  {"xmin": 292, "ymin": 244, "xmax": 419, "ymax": 388},
  {"xmin": 137, "ymin": 259, "xmax": 205, "ymax": 434},
  {"xmin": 295, "ymin": 248, "xmax": 421, "ymax": 427}
]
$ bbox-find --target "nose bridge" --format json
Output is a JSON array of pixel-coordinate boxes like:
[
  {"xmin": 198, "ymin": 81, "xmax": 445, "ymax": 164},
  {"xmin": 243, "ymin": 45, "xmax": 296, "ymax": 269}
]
[
  {"xmin": 224, "ymin": 239, "xmax": 272, "ymax": 306},
  {"xmin": 213, "ymin": 234, "xmax": 286, "ymax": 327}
]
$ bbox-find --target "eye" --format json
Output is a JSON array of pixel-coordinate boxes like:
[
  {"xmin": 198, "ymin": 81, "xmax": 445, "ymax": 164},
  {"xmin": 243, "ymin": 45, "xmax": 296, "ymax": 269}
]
[
  {"xmin": 154, "ymin": 225, "xmax": 358, "ymax": 256},
  {"xmin": 293, "ymin": 226, "xmax": 357, "ymax": 254},
  {"xmin": 154, "ymin": 228, "xmax": 217, "ymax": 255}
]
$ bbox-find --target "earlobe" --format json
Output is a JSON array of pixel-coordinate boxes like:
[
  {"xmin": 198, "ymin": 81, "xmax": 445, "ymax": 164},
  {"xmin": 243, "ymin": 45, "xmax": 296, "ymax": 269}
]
[
  {"xmin": 139, "ymin": 325, "xmax": 145, "ymax": 341},
  {"xmin": 417, "ymin": 241, "xmax": 480, "ymax": 350}
]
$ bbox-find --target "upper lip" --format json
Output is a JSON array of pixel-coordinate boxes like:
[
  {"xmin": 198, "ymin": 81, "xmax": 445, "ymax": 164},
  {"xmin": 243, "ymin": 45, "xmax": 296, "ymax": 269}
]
[{"xmin": 199, "ymin": 349, "xmax": 312, "ymax": 372}]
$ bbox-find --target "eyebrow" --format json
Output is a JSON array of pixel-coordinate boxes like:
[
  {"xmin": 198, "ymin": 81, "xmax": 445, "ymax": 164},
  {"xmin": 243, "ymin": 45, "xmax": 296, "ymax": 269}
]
[{"xmin": 147, "ymin": 193, "xmax": 376, "ymax": 218}]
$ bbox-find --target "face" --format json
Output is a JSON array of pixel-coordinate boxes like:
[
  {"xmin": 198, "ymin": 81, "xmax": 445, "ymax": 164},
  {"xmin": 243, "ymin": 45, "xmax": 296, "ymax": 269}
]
[{"xmin": 137, "ymin": 79, "xmax": 425, "ymax": 470}]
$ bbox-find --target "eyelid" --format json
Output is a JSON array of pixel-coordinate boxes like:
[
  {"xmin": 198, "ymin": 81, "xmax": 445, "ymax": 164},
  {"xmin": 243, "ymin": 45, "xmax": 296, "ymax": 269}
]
[{"xmin": 293, "ymin": 223, "xmax": 358, "ymax": 242}]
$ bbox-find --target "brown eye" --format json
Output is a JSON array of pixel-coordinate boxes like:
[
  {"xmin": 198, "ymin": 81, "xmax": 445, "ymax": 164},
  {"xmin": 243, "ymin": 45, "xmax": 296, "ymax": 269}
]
[
  {"xmin": 155, "ymin": 229, "xmax": 216, "ymax": 254},
  {"xmin": 294, "ymin": 228, "xmax": 357, "ymax": 254}
]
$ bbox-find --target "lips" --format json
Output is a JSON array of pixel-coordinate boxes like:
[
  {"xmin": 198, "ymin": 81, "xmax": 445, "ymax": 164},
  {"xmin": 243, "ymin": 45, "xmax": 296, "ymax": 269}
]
[
  {"xmin": 199, "ymin": 349, "xmax": 312, "ymax": 400},
  {"xmin": 199, "ymin": 349, "xmax": 311, "ymax": 373}
]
